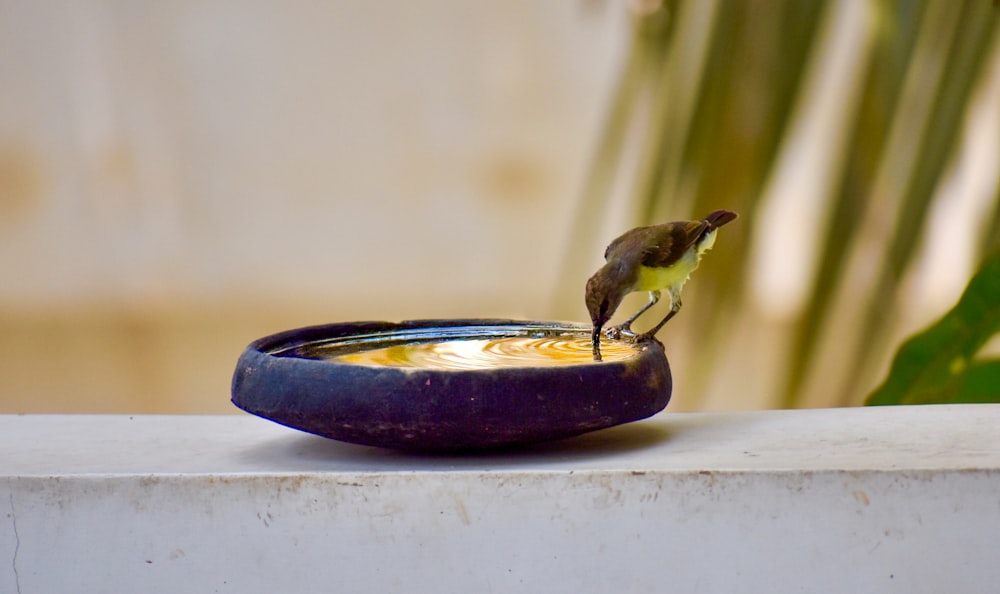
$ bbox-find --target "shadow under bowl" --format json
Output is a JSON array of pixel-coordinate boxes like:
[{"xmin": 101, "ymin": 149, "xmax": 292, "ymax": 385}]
[{"xmin": 231, "ymin": 319, "xmax": 671, "ymax": 452}]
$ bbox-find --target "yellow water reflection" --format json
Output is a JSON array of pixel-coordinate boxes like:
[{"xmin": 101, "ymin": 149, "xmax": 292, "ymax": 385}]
[{"xmin": 332, "ymin": 335, "xmax": 636, "ymax": 370}]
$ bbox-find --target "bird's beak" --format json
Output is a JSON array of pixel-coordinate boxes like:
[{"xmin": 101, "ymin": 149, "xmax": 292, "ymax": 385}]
[{"xmin": 591, "ymin": 325, "xmax": 603, "ymax": 362}]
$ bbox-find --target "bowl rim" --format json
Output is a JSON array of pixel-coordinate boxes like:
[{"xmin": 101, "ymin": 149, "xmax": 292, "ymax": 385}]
[{"xmin": 253, "ymin": 318, "xmax": 645, "ymax": 370}]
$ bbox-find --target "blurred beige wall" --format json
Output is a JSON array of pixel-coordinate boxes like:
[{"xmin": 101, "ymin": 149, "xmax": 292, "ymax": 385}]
[{"xmin": 0, "ymin": 1, "xmax": 627, "ymax": 413}]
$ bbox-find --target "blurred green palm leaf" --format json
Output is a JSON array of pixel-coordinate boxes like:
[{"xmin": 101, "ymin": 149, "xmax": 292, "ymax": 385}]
[{"xmin": 557, "ymin": 0, "xmax": 999, "ymax": 408}]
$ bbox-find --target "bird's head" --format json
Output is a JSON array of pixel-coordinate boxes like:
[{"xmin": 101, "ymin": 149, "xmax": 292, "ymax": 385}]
[{"xmin": 585, "ymin": 264, "xmax": 629, "ymax": 335}]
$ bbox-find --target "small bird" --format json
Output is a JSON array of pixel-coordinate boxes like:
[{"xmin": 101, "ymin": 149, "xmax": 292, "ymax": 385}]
[{"xmin": 586, "ymin": 209, "xmax": 737, "ymax": 360}]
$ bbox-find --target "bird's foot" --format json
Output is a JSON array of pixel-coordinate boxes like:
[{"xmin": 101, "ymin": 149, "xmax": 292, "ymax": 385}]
[
  {"xmin": 635, "ymin": 330, "xmax": 661, "ymax": 343},
  {"xmin": 605, "ymin": 324, "xmax": 638, "ymax": 341}
]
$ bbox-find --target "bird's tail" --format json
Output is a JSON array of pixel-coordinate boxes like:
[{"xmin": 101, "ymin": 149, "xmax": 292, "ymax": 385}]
[{"xmin": 703, "ymin": 209, "xmax": 738, "ymax": 230}]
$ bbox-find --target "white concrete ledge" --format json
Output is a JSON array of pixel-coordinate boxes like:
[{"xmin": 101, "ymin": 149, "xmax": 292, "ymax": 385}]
[{"xmin": 3, "ymin": 405, "xmax": 1000, "ymax": 593}]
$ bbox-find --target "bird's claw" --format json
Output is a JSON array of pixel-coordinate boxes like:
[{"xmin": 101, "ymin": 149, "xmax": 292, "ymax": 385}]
[{"xmin": 605, "ymin": 325, "xmax": 637, "ymax": 342}]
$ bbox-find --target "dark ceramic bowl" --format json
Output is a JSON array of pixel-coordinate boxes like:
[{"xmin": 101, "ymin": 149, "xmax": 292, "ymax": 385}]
[{"xmin": 231, "ymin": 319, "xmax": 671, "ymax": 451}]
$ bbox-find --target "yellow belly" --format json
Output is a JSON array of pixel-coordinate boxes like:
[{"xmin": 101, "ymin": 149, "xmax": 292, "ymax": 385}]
[
  {"xmin": 635, "ymin": 258, "xmax": 696, "ymax": 292},
  {"xmin": 634, "ymin": 228, "xmax": 718, "ymax": 292}
]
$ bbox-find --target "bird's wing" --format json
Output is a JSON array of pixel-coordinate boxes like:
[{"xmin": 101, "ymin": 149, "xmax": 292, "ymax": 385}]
[
  {"xmin": 603, "ymin": 226, "xmax": 650, "ymax": 261},
  {"xmin": 639, "ymin": 221, "xmax": 708, "ymax": 268}
]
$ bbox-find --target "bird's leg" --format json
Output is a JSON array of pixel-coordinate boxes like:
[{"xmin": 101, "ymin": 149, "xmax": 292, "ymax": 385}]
[
  {"xmin": 591, "ymin": 325, "xmax": 603, "ymax": 361},
  {"xmin": 639, "ymin": 295, "xmax": 682, "ymax": 341},
  {"xmin": 607, "ymin": 291, "xmax": 660, "ymax": 340}
]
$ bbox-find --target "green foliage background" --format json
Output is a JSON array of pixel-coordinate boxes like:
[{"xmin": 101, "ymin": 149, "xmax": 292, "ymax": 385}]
[{"xmin": 867, "ymin": 247, "xmax": 1000, "ymax": 405}]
